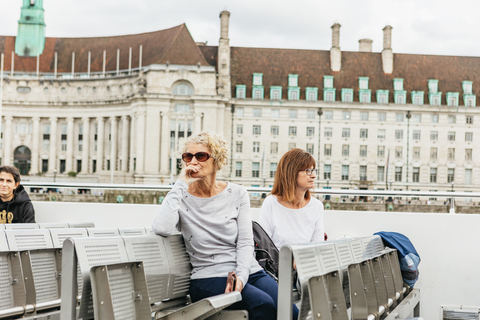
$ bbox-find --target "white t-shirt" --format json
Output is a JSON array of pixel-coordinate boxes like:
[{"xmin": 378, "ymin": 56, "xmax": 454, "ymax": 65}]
[{"xmin": 259, "ymin": 194, "xmax": 325, "ymax": 249}]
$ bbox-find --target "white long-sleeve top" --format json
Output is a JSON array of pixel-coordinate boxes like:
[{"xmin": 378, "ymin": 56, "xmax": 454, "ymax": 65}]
[
  {"xmin": 152, "ymin": 180, "xmax": 261, "ymax": 285},
  {"xmin": 259, "ymin": 195, "xmax": 325, "ymax": 249}
]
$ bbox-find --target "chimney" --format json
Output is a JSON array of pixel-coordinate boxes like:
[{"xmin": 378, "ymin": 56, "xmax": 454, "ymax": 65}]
[
  {"xmin": 217, "ymin": 11, "xmax": 231, "ymax": 97},
  {"xmin": 330, "ymin": 23, "xmax": 341, "ymax": 72},
  {"xmin": 358, "ymin": 39, "xmax": 373, "ymax": 52},
  {"xmin": 382, "ymin": 25, "xmax": 393, "ymax": 74}
]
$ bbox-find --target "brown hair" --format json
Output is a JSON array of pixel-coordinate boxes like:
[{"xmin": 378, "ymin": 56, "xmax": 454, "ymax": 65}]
[
  {"xmin": 271, "ymin": 149, "xmax": 316, "ymax": 202},
  {"xmin": 0, "ymin": 166, "xmax": 21, "ymax": 184}
]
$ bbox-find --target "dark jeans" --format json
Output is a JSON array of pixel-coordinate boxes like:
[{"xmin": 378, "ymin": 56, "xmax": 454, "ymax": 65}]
[{"xmin": 190, "ymin": 270, "xmax": 299, "ymax": 320}]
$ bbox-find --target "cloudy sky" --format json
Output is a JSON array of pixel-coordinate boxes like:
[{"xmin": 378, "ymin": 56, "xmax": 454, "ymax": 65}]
[{"xmin": 0, "ymin": 0, "xmax": 478, "ymax": 57}]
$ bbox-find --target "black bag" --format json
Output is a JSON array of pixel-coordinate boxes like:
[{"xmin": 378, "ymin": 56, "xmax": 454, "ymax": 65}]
[{"xmin": 252, "ymin": 221, "xmax": 279, "ymax": 281}]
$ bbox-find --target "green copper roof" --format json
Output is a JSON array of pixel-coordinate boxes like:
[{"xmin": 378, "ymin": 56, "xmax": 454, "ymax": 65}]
[{"xmin": 15, "ymin": 0, "xmax": 46, "ymax": 57}]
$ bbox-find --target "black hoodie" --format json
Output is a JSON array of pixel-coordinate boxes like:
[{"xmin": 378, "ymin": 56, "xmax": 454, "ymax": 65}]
[{"xmin": 0, "ymin": 185, "xmax": 36, "ymax": 223}]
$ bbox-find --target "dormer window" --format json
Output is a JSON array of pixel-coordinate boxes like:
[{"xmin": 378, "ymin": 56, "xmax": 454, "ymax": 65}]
[
  {"xmin": 324, "ymin": 76, "xmax": 334, "ymax": 89},
  {"xmin": 288, "ymin": 89, "xmax": 299, "ymax": 101},
  {"xmin": 376, "ymin": 90, "xmax": 389, "ymax": 104},
  {"xmin": 324, "ymin": 90, "xmax": 335, "ymax": 102},
  {"xmin": 411, "ymin": 91, "xmax": 424, "ymax": 105},
  {"xmin": 463, "ymin": 81, "xmax": 473, "ymax": 95},
  {"xmin": 465, "ymin": 95, "xmax": 476, "ymax": 107},
  {"xmin": 252, "ymin": 87, "xmax": 264, "ymax": 100},
  {"xmin": 253, "ymin": 73, "xmax": 263, "ymax": 86},
  {"xmin": 430, "ymin": 94, "xmax": 441, "ymax": 106},
  {"xmin": 393, "ymin": 78, "xmax": 404, "ymax": 91},
  {"xmin": 447, "ymin": 92, "xmax": 459, "ymax": 107},
  {"xmin": 428, "ymin": 79, "xmax": 439, "ymax": 93},
  {"xmin": 359, "ymin": 91, "xmax": 371, "ymax": 103},
  {"xmin": 306, "ymin": 87, "xmax": 318, "ymax": 101},
  {"xmin": 236, "ymin": 85, "xmax": 246, "ymax": 99},
  {"xmin": 270, "ymin": 86, "xmax": 282, "ymax": 100},
  {"xmin": 341, "ymin": 88, "xmax": 353, "ymax": 103},
  {"xmin": 288, "ymin": 74, "xmax": 298, "ymax": 87},
  {"xmin": 359, "ymin": 77, "xmax": 369, "ymax": 90}
]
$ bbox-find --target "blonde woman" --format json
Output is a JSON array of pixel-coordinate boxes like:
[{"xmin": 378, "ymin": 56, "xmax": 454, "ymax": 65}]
[
  {"xmin": 152, "ymin": 132, "xmax": 298, "ymax": 320},
  {"xmin": 259, "ymin": 149, "xmax": 324, "ymax": 249}
]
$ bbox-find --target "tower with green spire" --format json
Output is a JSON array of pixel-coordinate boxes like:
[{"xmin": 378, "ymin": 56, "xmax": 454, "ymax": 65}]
[{"xmin": 15, "ymin": 0, "xmax": 46, "ymax": 57}]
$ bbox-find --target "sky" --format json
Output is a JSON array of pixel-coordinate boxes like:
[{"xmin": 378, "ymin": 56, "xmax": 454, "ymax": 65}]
[{"xmin": 0, "ymin": 0, "xmax": 479, "ymax": 57}]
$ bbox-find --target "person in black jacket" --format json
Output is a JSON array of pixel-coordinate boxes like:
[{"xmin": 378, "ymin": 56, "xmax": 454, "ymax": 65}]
[{"xmin": 0, "ymin": 166, "xmax": 35, "ymax": 223}]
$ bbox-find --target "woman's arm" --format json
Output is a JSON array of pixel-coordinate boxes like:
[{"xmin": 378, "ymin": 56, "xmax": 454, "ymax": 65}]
[
  {"xmin": 310, "ymin": 201, "xmax": 325, "ymax": 243},
  {"xmin": 234, "ymin": 187, "xmax": 255, "ymax": 288},
  {"xmin": 151, "ymin": 180, "xmax": 187, "ymax": 236}
]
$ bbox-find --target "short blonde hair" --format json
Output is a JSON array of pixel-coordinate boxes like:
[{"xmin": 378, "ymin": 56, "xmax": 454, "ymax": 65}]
[{"xmin": 183, "ymin": 131, "xmax": 229, "ymax": 171}]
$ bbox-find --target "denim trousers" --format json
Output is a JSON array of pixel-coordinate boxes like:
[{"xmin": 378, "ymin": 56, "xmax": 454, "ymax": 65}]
[{"xmin": 189, "ymin": 270, "xmax": 299, "ymax": 320}]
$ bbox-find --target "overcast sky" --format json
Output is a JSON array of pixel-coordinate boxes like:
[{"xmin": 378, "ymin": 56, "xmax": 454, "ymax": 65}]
[{"xmin": 0, "ymin": 0, "xmax": 478, "ymax": 57}]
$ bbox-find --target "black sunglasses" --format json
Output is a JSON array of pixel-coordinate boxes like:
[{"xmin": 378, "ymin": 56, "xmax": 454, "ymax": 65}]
[{"xmin": 181, "ymin": 152, "xmax": 213, "ymax": 162}]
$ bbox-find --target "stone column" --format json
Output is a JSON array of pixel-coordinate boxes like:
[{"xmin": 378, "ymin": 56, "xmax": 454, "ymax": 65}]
[
  {"xmin": 135, "ymin": 111, "xmax": 145, "ymax": 172},
  {"xmin": 129, "ymin": 113, "xmax": 136, "ymax": 173},
  {"xmin": 30, "ymin": 117, "xmax": 40, "ymax": 175},
  {"xmin": 97, "ymin": 117, "xmax": 104, "ymax": 171},
  {"xmin": 160, "ymin": 112, "xmax": 170, "ymax": 175},
  {"xmin": 48, "ymin": 116, "xmax": 57, "ymax": 172},
  {"xmin": 66, "ymin": 117, "xmax": 74, "ymax": 172},
  {"xmin": 110, "ymin": 116, "xmax": 117, "ymax": 171},
  {"xmin": 121, "ymin": 116, "xmax": 129, "ymax": 171},
  {"xmin": 3, "ymin": 116, "xmax": 12, "ymax": 165},
  {"xmin": 194, "ymin": 113, "xmax": 202, "ymax": 133},
  {"xmin": 81, "ymin": 117, "xmax": 90, "ymax": 174}
]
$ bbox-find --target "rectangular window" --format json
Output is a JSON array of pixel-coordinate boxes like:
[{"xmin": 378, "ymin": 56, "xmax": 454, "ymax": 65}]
[
  {"xmin": 324, "ymin": 144, "xmax": 332, "ymax": 156},
  {"xmin": 342, "ymin": 111, "xmax": 351, "ymax": 120},
  {"xmin": 324, "ymin": 164, "xmax": 332, "ymax": 180},
  {"xmin": 360, "ymin": 112, "xmax": 369, "ymax": 121},
  {"xmin": 377, "ymin": 146, "xmax": 385, "ymax": 158},
  {"xmin": 271, "ymin": 109, "xmax": 280, "ymax": 118},
  {"xmin": 252, "ymin": 88, "xmax": 263, "ymax": 99},
  {"xmin": 360, "ymin": 91, "xmax": 370, "ymax": 103},
  {"xmin": 324, "ymin": 127, "xmax": 333, "ymax": 138},
  {"xmin": 288, "ymin": 143, "xmax": 296, "ymax": 150},
  {"xmin": 236, "ymin": 141, "xmax": 243, "ymax": 153},
  {"xmin": 77, "ymin": 160, "xmax": 82, "ymax": 173},
  {"xmin": 341, "ymin": 165, "xmax": 349, "ymax": 180},
  {"xmin": 306, "ymin": 143, "xmax": 314, "ymax": 155},
  {"xmin": 236, "ymin": 108, "xmax": 244, "ymax": 117},
  {"xmin": 270, "ymin": 142, "xmax": 278, "ymax": 154},
  {"xmin": 78, "ymin": 136, "xmax": 83, "ymax": 152},
  {"xmin": 360, "ymin": 166, "xmax": 367, "ymax": 181},
  {"xmin": 93, "ymin": 160, "xmax": 97, "ymax": 173},
  {"xmin": 448, "ymin": 115, "xmax": 456, "ymax": 124},
  {"xmin": 412, "ymin": 167, "xmax": 420, "ymax": 183},
  {"xmin": 377, "ymin": 129, "xmax": 386, "ymax": 140},
  {"xmin": 342, "ymin": 145, "xmax": 350, "ymax": 157},
  {"xmin": 413, "ymin": 130, "xmax": 421, "ymax": 140},
  {"xmin": 377, "ymin": 166, "xmax": 385, "ymax": 181},
  {"xmin": 466, "ymin": 116, "xmax": 474, "ymax": 124},
  {"xmin": 42, "ymin": 159, "xmax": 48, "ymax": 173},
  {"xmin": 413, "ymin": 147, "xmax": 420, "ymax": 159},
  {"xmin": 307, "ymin": 110, "xmax": 316, "ymax": 119},
  {"xmin": 60, "ymin": 159, "xmax": 66, "ymax": 173},
  {"xmin": 395, "ymin": 130, "xmax": 404, "ymax": 140},
  {"xmin": 430, "ymin": 131, "xmax": 438, "ymax": 141},
  {"xmin": 270, "ymin": 88, "xmax": 281, "ymax": 100},
  {"xmin": 465, "ymin": 169, "xmax": 473, "ymax": 184},
  {"xmin": 252, "ymin": 162, "xmax": 260, "ymax": 178},
  {"xmin": 253, "ymin": 108, "xmax": 262, "ymax": 117},
  {"xmin": 430, "ymin": 168, "xmax": 437, "ymax": 183},
  {"xmin": 465, "ymin": 132, "xmax": 473, "ymax": 142},
  {"xmin": 288, "ymin": 89, "xmax": 299, "ymax": 101},
  {"xmin": 412, "ymin": 114, "xmax": 421, "ymax": 123},
  {"xmin": 430, "ymin": 147, "xmax": 438, "ymax": 160},
  {"xmin": 448, "ymin": 132, "xmax": 455, "ymax": 141},
  {"xmin": 448, "ymin": 168, "xmax": 455, "ymax": 183},
  {"xmin": 306, "ymin": 88, "xmax": 318, "ymax": 102},
  {"xmin": 306, "ymin": 127, "xmax": 315, "ymax": 137},
  {"xmin": 235, "ymin": 162, "xmax": 242, "ymax": 177},
  {"xmin": 448, "ymin": 148, "xmax": 455, "ymax": 160},
  {"xmin": 270, "ymin": 163, "xmax": 277, "ymax": 178},
  {"xmin": 236, "ymin": 124, "xmax": 243, "ymax": 134},
  {"xmin": 271, "ymin": 126, "xmax": 279, "ymax": 136},
  {"xmin": 378, "ymin": 112, "xmax": 386, "ymax": 122},
  {"xmin": 395, "ymin": 146, "xmax": 403, "ymax": 159},
  {"xmin": 236, "ymin": 85, "xmax": 246, "ymax": 98},
  {"xmin": 324, "ymin": 91, "xmax": 335, "ymax": 102},
  {"xmin": 253, "ymin": 73, "xmax": 263, "ymax": 86},
  {"xmin": 395, "ymin": 166, "xmax": 402, "ymax": 182},
  {"xmin": 342, "ymin": 89, "xmax": 353, "ymax": 102},
  {"xmin": 324, "ymin": 111, "xmax": 333, "ymax": 120},
  {"xmin": 253, "ymin": 125, "xmax": 261, "ymax": 135},
  {"xmin": 342, "ymin": 128, "xmax": 350, "ymax": 138},
  {"xmin": 253, "ymin": 141, "xmax": 260, "ymax": 153},
  {"xmin": 431, "ymin": 114, "xmax": 439, "ymax": 123},
  {"xmin": 289, "ymin": 109, "xmax": 297, "ymax": 119},
  {"xmin": 360, "ymin": 145, "xmax": 367, "ymax": 157},
  {"xmin": 289, "ymin": 126, "xmax": 297, "ymax": 136},
  {"xmin": 360, "ymin": 128, "xmax": 368, "ymax": 138},
  {"xmin": 466, "ymin": 148, "xmax": 473, "ymax": 161},
  {"xmin": 395, "ymin": 113, "xmax": 404, "ymax": 122}
]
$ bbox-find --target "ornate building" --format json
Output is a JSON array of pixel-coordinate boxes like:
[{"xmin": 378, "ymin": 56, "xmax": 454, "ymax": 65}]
[{"xmin": 1, "ymin": 5, "xmax": 479, "ymax": 195}]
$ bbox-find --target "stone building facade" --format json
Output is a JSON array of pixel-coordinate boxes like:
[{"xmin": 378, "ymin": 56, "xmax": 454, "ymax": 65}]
[{"xmin": 1, "ymin": 9, "xmax": 479, "ymax": 196}]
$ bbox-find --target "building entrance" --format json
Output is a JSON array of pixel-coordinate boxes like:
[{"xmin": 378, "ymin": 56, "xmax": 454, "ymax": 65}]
[{"xmin": 14, "ymin": 145, "xmax": 31, "ymax": 175}]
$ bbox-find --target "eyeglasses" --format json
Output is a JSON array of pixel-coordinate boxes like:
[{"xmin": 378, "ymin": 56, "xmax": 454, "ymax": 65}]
[
  {"xmin": 301, "ymin": 168, "xmax": 318, "ymax": 176},
  {"xmin": 181, "ymin": 152, "xmax": 213, "ymax": 162}
]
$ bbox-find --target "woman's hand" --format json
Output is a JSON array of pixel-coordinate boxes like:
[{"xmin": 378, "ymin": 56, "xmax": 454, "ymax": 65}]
[
  {"xmin": 225, "ymin": 278, "xmax": 244, "ymax": 293},
  {"xmin": 178, "ymin": 165, "xmax": 201, "ymax": 185}
]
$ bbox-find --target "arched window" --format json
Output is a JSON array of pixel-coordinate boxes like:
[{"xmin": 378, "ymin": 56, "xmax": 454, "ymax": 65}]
[
  {"xmin": 14, "ymin": 145, "xmax": 32, "ymax": 175},
  {"xmin": 172, "ymin": 82, "xmax": 194, "ymax": 96}
]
